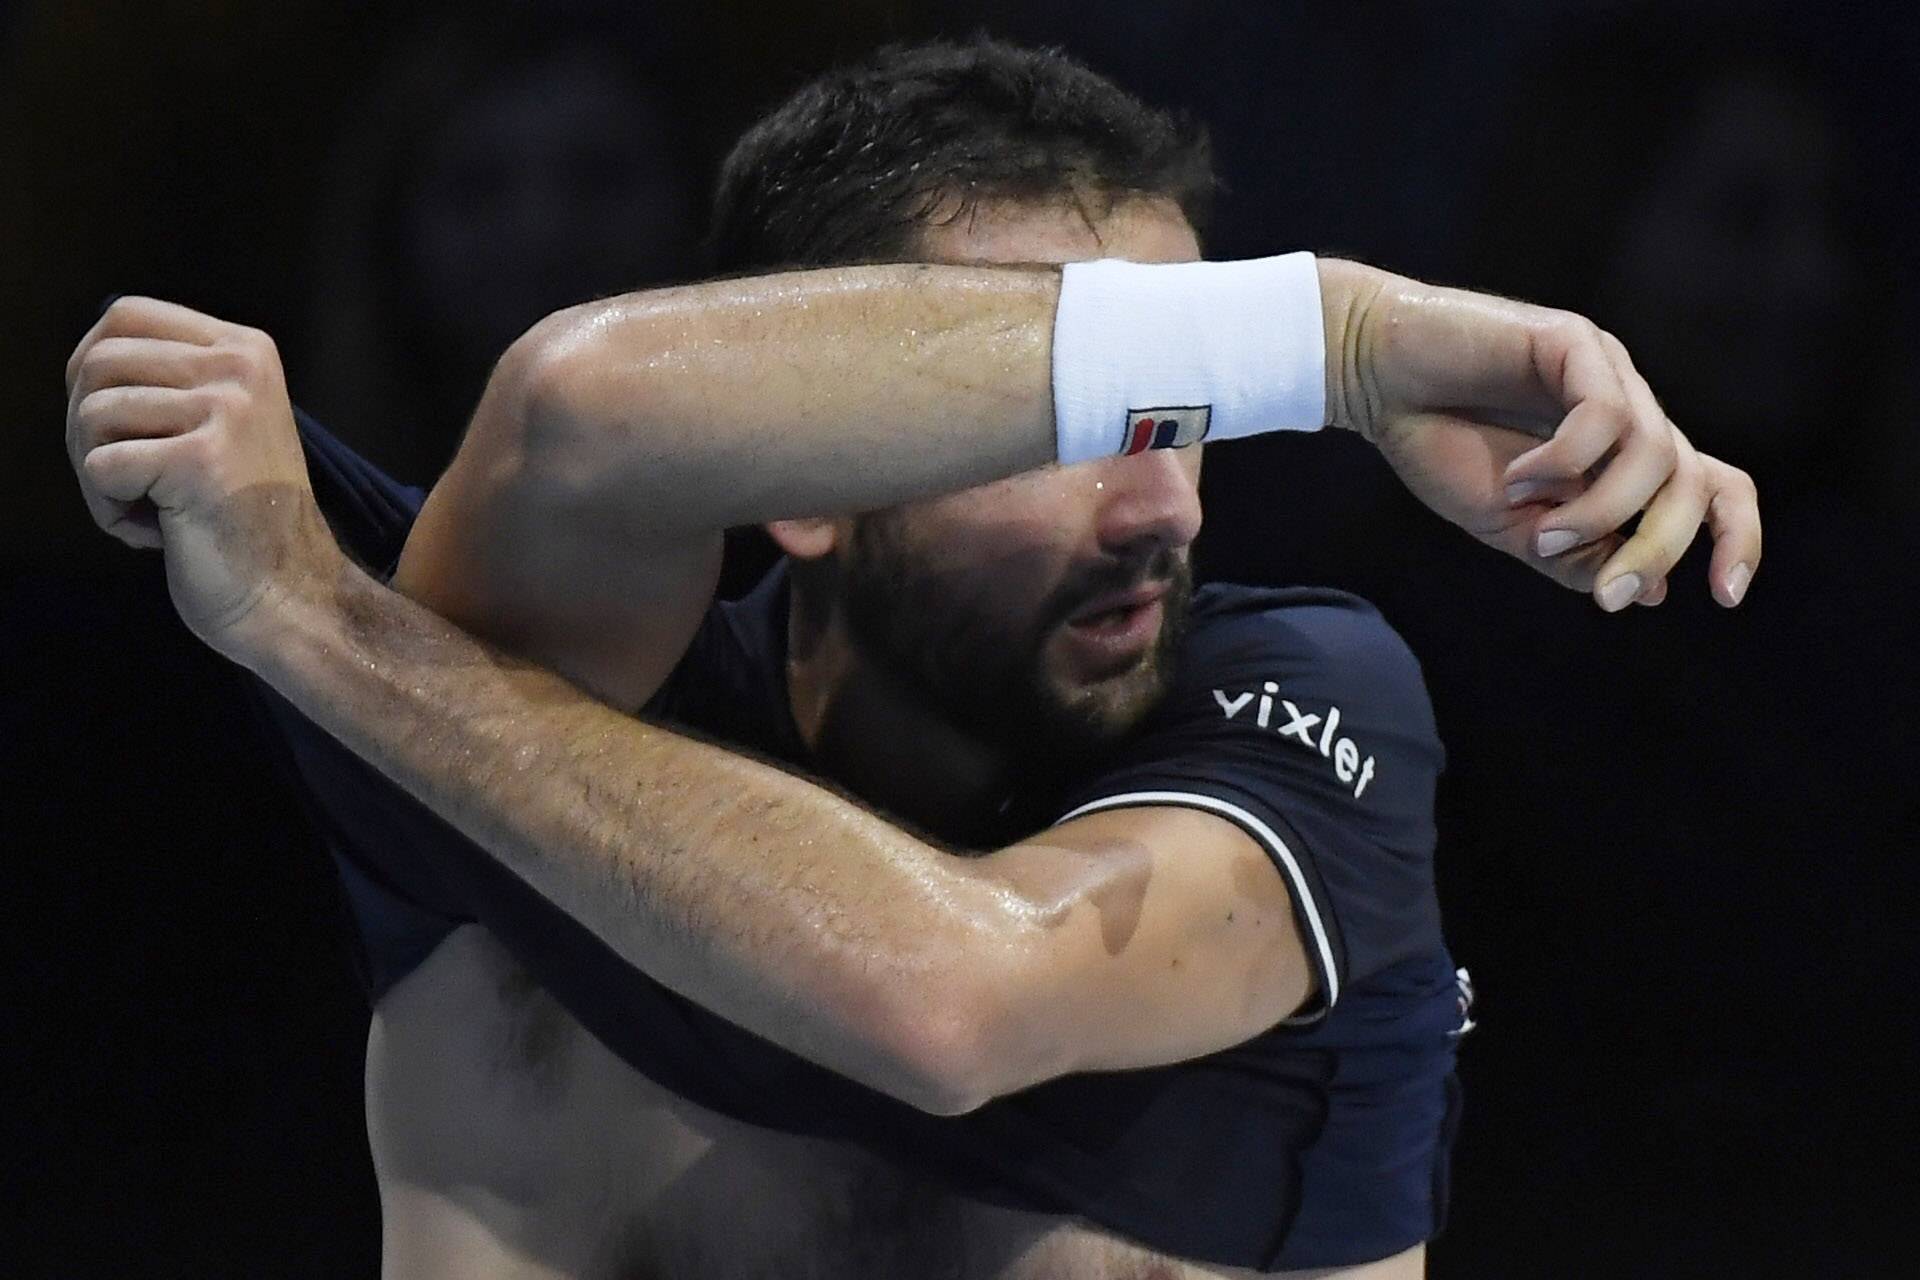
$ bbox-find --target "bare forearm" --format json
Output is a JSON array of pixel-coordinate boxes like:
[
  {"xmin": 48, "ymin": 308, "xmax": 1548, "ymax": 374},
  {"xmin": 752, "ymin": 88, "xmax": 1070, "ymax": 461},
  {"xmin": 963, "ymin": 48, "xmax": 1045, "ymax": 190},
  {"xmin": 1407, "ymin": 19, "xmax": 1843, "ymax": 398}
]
[
  {"xmin": 257, "ymin": 555, "xmax": 1014, "ymax": 1112},
  {"xmin": 490, "ymin": 259, "xmax": 1371, "ymax": 530},
  {"xmin": 500, "ymin": 263, "xmax": 1063, "ymax": 530}
]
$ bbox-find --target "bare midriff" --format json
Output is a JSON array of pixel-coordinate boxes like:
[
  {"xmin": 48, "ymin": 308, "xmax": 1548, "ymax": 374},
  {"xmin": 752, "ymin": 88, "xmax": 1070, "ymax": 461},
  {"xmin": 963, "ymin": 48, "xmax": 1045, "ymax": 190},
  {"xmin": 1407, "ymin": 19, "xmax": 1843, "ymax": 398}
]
[{"xmin": 366, "ymin": 926, "xmax": 1422, "ymax": 1280}]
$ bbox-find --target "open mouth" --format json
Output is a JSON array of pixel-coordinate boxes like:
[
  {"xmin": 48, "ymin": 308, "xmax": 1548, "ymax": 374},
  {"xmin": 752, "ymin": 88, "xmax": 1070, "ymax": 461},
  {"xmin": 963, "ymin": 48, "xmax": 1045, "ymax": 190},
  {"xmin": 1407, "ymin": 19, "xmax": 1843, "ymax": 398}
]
[
  {"xmin": 1060, "ymin": 588, "xmax": 1166, "ymax": 677},
  {"xmin": 1068, "ymin": 598, "xmax": 1156, "ymax": 634},
  {"xmin": 1067, "ymin": 581, "xmax": 1168, "ymax": 627}
]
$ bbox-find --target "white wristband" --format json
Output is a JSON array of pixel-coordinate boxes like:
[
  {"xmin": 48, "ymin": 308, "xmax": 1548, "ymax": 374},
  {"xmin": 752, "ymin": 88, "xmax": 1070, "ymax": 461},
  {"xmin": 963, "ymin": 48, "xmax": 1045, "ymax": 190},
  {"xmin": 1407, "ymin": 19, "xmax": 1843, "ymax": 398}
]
[{"xmin": 1050, "ymin": 252, "xmax": 1327, "ymax": 464}]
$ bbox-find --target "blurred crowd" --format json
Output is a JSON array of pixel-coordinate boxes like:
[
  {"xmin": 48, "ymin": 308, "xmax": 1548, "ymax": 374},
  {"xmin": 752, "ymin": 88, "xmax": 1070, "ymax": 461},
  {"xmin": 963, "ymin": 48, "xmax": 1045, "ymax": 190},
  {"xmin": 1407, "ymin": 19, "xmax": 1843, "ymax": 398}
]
[{"xmin": 5, "ymin": 1, "xmax": 1916, "ymax": 1275}]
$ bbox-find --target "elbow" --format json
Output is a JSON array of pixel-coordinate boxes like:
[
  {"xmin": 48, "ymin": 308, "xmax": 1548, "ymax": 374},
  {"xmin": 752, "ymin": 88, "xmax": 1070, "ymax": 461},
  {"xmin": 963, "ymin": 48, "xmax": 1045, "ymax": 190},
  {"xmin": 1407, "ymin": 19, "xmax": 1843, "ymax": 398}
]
[
  {"xmin": 885, "ymin": 979, "xmax": 1053, "ymax": 1118},
  {"xmin": 890, "ymin": 1015, "xmax": 995, "ymax": 1118},
  {"xmin": 493, "ymin": 306, "xmax": 604, "ymax": 456},
  {"xmin": 479, "ymin": 306, "xmax": 668, "ymax": 507},
  {"xmin": 901, "ymin": 1075, "xmax": 989, "ymax": 1120}
]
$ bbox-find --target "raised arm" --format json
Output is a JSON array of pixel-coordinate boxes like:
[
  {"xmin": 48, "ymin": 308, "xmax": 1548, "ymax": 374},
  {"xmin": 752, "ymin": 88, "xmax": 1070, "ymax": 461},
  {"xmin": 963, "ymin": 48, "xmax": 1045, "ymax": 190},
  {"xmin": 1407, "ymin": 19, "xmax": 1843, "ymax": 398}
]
[
  {"xmin": 393, "ymin": 263, "xmax": 1065, "ymax": 708},
  {"xmin": 407, "ymin": 253, "xmax": 1759, "ymax": 715},
  {"xmin": 62, "ymin": 296, "xmax": 1328, "ymax": 1117},
  {"xmin": 469, "ymin": 264, "xmax": 1063, "ymax": 530},
  {"xmin": 64, "ymin": 266, "xmax": 1761, "ymax": 1113}
]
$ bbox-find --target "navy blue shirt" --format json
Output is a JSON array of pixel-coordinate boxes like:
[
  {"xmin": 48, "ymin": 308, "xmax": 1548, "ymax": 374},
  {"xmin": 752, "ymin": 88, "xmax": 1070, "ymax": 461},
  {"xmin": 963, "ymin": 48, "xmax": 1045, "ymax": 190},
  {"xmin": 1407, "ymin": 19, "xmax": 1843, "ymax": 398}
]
[{"xmin": 250, "ymin": 411, "xmax": 1471, "ymax": 1270}]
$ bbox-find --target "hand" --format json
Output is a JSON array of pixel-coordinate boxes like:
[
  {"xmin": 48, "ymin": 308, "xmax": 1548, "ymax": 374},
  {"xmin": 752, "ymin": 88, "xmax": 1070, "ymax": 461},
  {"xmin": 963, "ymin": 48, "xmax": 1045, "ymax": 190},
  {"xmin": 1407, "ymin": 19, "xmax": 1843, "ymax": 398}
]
[
  {"xmin": 1319, "ymin": 260, "xmax": 1761, "ymax": 611},
  {"xmin": 65, "ymin": 297, "xmax": 344, "ymax": 664}
]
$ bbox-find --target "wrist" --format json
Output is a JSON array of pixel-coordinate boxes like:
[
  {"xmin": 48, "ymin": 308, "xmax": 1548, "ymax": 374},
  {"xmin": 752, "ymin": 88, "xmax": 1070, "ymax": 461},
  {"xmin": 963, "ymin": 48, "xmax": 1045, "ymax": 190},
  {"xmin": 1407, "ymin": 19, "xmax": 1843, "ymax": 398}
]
[
  {"xmin": 1050, "ymin": 252, "xmax": 1327, "ymax": 463},
  {"xmin": 235, "ymin": 533, "xmax": 365, "ymax": 682},
  {"xmin": 1315, "ymin": 258, "xmax": 1390, "ymax": 442}
]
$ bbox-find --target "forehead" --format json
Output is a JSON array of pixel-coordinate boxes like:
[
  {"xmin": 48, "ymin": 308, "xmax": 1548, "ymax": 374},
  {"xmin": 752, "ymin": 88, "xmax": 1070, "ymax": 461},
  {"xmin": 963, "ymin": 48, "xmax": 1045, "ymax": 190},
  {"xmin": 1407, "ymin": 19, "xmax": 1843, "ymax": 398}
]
[
  {"xmin": 913, "ymin": 193, "xmax": 1201, "ymax": 267},
  {"xmin": 882, "ymin": 193, "xmax": 1205, "ymax": 523}
]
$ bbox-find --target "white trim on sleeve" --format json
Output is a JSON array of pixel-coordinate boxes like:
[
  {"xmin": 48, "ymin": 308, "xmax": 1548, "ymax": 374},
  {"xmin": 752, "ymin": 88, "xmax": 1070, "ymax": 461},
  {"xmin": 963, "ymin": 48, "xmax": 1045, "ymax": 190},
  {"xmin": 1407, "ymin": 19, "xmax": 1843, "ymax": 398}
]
[{"xmin": 1052, "ymin": 790, "xmax": 1339, "ymax": 1019}]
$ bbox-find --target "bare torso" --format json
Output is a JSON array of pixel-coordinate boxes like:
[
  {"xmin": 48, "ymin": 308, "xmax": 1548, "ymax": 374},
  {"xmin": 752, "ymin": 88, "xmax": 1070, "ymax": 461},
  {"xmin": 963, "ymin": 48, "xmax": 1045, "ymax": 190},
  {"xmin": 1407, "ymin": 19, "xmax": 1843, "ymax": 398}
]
[{"xmin": 366, "ymin": 925, "xmax": 1422, "ymax": 1280}]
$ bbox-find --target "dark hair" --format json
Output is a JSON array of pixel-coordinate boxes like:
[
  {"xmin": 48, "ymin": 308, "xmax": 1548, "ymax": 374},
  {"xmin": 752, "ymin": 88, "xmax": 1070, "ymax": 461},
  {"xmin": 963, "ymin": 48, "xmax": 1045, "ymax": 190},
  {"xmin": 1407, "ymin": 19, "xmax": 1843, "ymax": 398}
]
[{"xmin": 707, "ymin": 37, "xmax": 1216, "ymax": 274}]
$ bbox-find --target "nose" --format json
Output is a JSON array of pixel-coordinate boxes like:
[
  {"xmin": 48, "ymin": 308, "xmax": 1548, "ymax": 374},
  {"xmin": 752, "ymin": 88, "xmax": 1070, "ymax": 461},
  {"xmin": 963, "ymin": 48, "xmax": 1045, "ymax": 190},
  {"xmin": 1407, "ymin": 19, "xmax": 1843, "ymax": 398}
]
[{"xmin": 1092, "ymin": 448, "xmax": 1203, "ymax": 560}]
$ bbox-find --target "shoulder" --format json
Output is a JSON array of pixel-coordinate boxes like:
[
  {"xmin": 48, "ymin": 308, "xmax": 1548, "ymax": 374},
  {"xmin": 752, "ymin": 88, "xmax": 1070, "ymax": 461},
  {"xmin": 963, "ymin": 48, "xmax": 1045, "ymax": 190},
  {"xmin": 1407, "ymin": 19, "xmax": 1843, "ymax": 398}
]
[
  {"xmin": 1175, "ymin": 582, "xmax": 1436, "ymax": 739},
  {"xmin": 1068, "ymin": 579, "xmax": 1446, "ymax": 850},
  {"xmin": 1051, "ymin": 579, "xmax": 1445, "ymax": 830},
  {"xmin": 1044, "ymin": 581, "xmax": 1448, "ymax": 1004},
  {"xmin": 1191, "ymin": 579, "xmax": 1407, "ymax": 636}
]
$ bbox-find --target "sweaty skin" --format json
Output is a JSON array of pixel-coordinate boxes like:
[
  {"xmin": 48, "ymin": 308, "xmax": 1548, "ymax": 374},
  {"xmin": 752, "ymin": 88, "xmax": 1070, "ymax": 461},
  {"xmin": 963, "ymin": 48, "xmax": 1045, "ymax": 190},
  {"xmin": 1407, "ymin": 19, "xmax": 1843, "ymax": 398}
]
[
  {"xmin": 1086, "ymin": 845, "xmax": 1153, "ymax": 957},
  {"xmin": 68, "ymin": 182, "xmax": 1759, "ymax": 1275},
  {"xmin": 370, "ymin": 925, "xmax": 1423, "ymax": 1280},
  {"xmin": 354, "ymin": 199, "xmax": 1406, "ymax": 1279},
  {"xmin": 995, "ymin": 836, "xmax": 1154, "ymax": 957}
]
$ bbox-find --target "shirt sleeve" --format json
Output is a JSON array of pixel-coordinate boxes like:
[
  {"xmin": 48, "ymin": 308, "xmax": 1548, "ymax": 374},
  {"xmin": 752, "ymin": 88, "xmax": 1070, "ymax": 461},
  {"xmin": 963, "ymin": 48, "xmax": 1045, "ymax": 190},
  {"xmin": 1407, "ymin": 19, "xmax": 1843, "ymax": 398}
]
[{"xmin": 1046, "ymin": 590, "xmax": 1445, "ymax": 1021}]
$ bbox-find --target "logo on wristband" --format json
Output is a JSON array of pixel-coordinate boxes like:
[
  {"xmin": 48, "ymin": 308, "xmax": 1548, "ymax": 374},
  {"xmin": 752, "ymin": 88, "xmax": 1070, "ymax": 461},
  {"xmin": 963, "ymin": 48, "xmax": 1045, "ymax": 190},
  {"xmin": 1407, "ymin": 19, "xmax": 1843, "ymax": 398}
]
[{"xmin": 1122, "ymin": 405, "xmax": 1212, "ymax": 455}]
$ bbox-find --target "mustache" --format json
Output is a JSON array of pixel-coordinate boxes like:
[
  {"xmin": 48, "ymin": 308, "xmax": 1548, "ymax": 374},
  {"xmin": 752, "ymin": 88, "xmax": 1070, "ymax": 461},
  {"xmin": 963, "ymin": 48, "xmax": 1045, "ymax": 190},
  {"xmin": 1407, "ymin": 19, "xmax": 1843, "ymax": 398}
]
[{"xmin": 1047, "ymin": 547, "xmax": 1189, "ymax": 627}]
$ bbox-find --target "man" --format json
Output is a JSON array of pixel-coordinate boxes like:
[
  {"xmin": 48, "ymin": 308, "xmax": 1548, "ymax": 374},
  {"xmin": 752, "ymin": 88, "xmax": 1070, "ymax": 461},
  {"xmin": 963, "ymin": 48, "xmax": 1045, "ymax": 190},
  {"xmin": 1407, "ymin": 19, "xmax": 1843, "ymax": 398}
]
[{"xmin": 66, "ymin": 40, "xmax": 1757, "ymax": 1279}]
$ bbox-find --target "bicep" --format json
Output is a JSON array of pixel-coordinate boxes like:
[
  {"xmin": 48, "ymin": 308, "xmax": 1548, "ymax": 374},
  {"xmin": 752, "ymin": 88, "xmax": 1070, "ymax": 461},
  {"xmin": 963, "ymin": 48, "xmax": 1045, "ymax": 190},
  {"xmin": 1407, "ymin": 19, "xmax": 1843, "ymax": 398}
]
[
  {"xmin": 392, "ymin": 419, "xmax": 724, "ymax": 711},
  {"xmin": 970, "ymin": 804, "xmax": 1316, "ymax": 1088}
]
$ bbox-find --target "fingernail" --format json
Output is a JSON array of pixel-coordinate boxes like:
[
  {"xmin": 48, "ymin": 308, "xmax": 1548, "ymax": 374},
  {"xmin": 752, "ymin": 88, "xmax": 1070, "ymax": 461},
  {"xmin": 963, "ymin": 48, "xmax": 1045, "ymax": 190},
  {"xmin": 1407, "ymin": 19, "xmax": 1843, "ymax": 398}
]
[
  {"xmin": 1598, "ymin": 573, "xmax": 1642, "ymax": 613},
  {"xmin": 1506, "ymin": 479, "xmax": 1550, "ymax": 506},
  {"xmin": 1535, "ymin": 528, "xmax": 1581, "ymax": 557},
  {"xmin": 1505, "ymin": 443, "xmax": 1548, "ymax": 477},
  {"xmin": 1726, "ymin": 562, "xmax": 1751, "ymax": 606}
]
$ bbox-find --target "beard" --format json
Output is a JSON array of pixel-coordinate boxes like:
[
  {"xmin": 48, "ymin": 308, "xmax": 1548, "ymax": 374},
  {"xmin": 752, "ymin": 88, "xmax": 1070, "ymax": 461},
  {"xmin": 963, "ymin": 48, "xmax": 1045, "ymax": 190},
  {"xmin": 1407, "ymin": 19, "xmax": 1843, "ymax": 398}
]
[{"xmin": 834, "ymin": 514, "xmax": 1193, "ymax": 767}]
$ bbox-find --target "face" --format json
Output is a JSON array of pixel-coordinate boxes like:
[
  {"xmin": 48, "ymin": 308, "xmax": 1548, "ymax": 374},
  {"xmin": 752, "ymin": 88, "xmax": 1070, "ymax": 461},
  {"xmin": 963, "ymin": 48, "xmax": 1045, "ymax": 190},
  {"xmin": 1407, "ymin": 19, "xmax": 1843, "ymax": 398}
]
[{"xmin": 825, "ymin": 195, "xmax": 1206, "ymax": 763}]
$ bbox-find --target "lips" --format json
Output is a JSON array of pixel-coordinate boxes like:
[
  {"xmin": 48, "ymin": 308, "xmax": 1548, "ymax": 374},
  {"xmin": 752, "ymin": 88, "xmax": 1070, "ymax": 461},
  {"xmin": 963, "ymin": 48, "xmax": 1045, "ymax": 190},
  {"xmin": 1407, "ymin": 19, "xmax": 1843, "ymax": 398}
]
[
  {"xmin": 1068, "ymin": 581, "xmax": 1169, "ymax": 625},
  {"xmin": 1060, "ymin": 593, "xmax": 1165, "ymax": 679}
]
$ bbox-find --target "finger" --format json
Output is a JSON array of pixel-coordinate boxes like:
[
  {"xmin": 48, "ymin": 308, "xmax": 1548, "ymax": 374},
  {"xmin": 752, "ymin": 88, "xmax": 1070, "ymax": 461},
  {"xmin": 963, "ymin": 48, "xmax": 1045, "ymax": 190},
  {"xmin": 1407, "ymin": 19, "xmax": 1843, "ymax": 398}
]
[
  {"xmin": 1635, "ymin": 576, "xmax": 1668, "ymax": 607},
  {"xmin": 1547, "ymin": 330, "xmax": 1686, "ymax": 545},
  {"xmin": 73, "ymin": 451, "xmax": 161, "ymax": 540},
  {"xmin": 65, "ymin": 296, "xmax": 225, "ymax": 390},
  {"xmin": 80, "ymin": 435, "xmax": 178, "ymax": 506},
  {"xmin": 1502, "ymin": 319, "xmax": 1633, "ymax": 484},
  {"xmin": 1504, "ymin": 474, "xmax": 1587, "ymax": 508},
  {"xmin": 97, "ymin": 295, "xmax": 231, "ymax": 344},
  {"xmin": 1522, "ymin": 526, "xmax": 1623, "ymax": 595},
  {"xmin": 1527, "ymin": 415, "xmax": 1682, "ymax": 559},
  {"xmin": 1589, "ymin": 456, "xmax": 1709, "ymax": 612},
  {"xmin": 68, "ymin": 336, "xmax": 235, "ymax": 403},
  {"xmin": 1501, "ymin": 394, "xmax": 1635, "ymax": 492},
  {"xmin": 102, "ymin": 499, "xmax": 164, "ymax": 550},
  {"xmin": 68, "ymin": 385, "xmax": 205, "ymax": 467},
  {"xmin": 1701, "ymin": 457, "xmax": 1762, "ymax": 607}
]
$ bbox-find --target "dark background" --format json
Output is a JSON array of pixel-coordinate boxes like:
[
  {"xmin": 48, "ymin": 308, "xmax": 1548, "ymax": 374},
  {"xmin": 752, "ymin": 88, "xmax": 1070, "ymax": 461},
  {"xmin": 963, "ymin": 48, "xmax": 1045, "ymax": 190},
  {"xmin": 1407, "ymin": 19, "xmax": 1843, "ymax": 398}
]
[{"xmin": 6, "ymin": 1, "xmax": 1917, "ymax": 1275}]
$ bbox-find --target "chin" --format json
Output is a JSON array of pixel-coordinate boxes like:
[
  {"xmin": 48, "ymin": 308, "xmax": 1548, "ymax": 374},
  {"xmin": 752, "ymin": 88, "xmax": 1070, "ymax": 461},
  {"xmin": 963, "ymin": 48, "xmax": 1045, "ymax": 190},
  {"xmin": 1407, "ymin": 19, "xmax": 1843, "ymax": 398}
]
[{"xmin": 1049, "ymin": 662, "xmax": 1167, "ymax": 739}]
